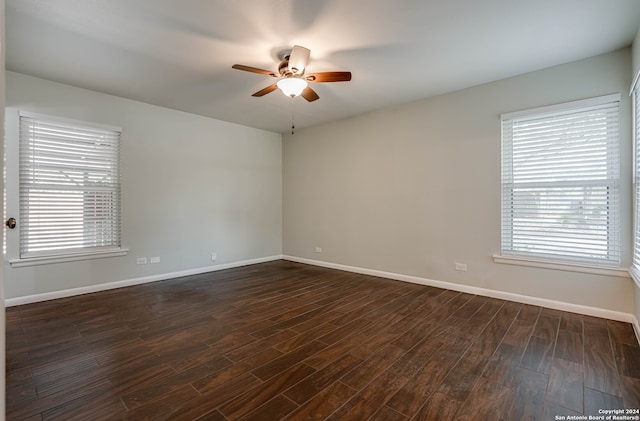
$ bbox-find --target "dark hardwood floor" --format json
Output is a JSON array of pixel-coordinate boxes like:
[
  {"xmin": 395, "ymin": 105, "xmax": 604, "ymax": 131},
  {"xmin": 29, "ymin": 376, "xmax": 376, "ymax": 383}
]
[{"xmin": 6, "ymin": 260, "xmax": 640, "ymax": 420}]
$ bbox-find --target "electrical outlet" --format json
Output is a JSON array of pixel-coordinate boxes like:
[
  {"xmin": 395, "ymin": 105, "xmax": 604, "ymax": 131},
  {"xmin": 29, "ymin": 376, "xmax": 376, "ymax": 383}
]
[
  {"xmin": 211, "ymin": 252, "xmax": 217, "ymax": 262},
  {"xmin": 150, "ymin": 256, "xmax": 160, "ymax": 264},
  {"xmin": 136, "ymin": 257, "xmax": 147, "ymax": 265},
  {"xmin": 315, "ymin": 247, "xmax": 322, "ymax": 253},
  {"xmin": 455, "ymin": 262, "xmax": 467, "ymax": 271}
]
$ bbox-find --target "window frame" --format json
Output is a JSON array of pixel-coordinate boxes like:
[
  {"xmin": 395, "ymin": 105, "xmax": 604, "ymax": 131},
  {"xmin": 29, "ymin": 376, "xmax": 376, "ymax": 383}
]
[
  {"xmin": 9, "ymin": 111, "xmax": 128, "ymax": 267},
  {"xmin": 498, "ymin": 94, "xmax": 622, "ymax": 271}
]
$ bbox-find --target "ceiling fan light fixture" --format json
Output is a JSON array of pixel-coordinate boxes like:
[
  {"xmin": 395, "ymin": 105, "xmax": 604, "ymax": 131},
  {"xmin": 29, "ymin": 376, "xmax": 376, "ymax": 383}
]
[{"xmin": 277, "ymin": 77, "xmax": 308, "ymax": 97}]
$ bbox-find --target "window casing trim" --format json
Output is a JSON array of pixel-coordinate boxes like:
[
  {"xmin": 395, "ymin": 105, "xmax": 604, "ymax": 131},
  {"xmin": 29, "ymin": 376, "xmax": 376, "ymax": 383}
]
[
  {"xmin": 18, "ymin": 110, "xmax": 122, "ymax": 133},
  {"xmin": 9, "ymin": 248, "xmax": 130, "ymax": 268},
  {"xmin": 493, "ymin": 254, "xmax": 629, "ymax": 278},
  {"xmin": 500, "ymin": 93, "xmax": 621, "ymax": 121},
  {"xmin": 16, "ymin": 111, "xmax": 124, "ymax": 262},
  {"xmin": 630, "ymin": 266, "xmax": 640, "ymax": 288},
  {"xmin": 500, "ymin": 94, "xmax": 622, "ymax": 266}
]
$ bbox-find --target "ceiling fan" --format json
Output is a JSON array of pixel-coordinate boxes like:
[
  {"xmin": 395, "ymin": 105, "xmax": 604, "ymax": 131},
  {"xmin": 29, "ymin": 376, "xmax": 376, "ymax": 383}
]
[{"xmin": 232, "ymin": 45, "xmax": 352, "ymax": 102}]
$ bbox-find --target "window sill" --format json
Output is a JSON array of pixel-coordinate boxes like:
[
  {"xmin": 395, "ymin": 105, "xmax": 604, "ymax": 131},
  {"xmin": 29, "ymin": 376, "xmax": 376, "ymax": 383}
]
[
  {"xmin": 493, "ymin": 254, "xmax": 629, "ymax": 278},
  {"xmin": 9, "ymin": 248, "xmax": 129, "ymax": 268}
]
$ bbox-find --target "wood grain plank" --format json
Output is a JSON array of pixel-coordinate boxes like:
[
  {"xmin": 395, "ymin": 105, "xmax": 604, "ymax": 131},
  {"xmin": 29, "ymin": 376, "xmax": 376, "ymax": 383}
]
[
  {"xmin": 192, "ymin": 347, "xmax": 281, "ymax": 394},
  {"xmin": 436, "ymin": 355, "xmax": 482, "ymax": 401},
  {"xmin": 543, "ymin": 401, "xmax": 582, "ymax": 420},
  {"xmin": 283, "ymin": 382, "xmax": 357, "ymax": 421},
  {"xmin": 173, "ymin": 373, "xmax": 262, "ymax": 420},
  {"xmin": 412, "ymin": 392, "xmax": 462, "ymax": 421},
  {"xmin": 284, "ymin": 353, "xmax": 362, "ymax": 405},
  {"xmin": 385, "ymin": 349, "xmax": 459, "ymax": 417},
  {"xmin": 532, "ymin": 314, "xmax": 560, "ymax": 341},
  {"xmin": 238, "ymin": 394, "xmax": 299, "ymax": 421},
  {"xmin": 584, "ymin": 347, "xmax": 621, "ymax": 396},
  {"xmin": 325, "ymin": 369, "xmax": 410, "ymax": 421},
  {"xmin": 340, "ymin": 343, "xmax": 406, "ymax": 391},
  {"xmin": 251, "ymin": 340, "xmax": 326, "ymax": 381},
  {"xmin": 554, "ymin": 329, "xmax": 583, "ymax": 363},
  {"xmin": 39, "ymin": 384, "xmax": 127, "ymax": 421},
  {"xmin": 504, "ymin": 367, "xmax": 548, "ymax": 420},
  {"xmin": 8, "ymin": 377, "xmax": 114, "ymax": 420},
  {"xmin": 517, "ymin": 304, "xmax": 541, "ymax": 324},
  {"xmin": 560, "ymin": 312, "xmax": 583, "ymax": 333},
  {"xmin": 584, "ymin": 387, "xmax": 623, "ymax": 417},
  {"xmin": 219, "ymin": 363, "xmax": 316, "ymax": 421},
  {"xmin": 584, "ymin": 317, "xmax": 613, "ymax": 353},
  {"xmin": 521, "ymin": 336, "xmax": 554, "ymax": 374},
  {"xmin": 546, "ymin": 358, "xmax": 584, "ymax": 413},
  {"xmin": 502, "ymin": 319, "xmax": 535, "ymax": 349},
  {"xmin": 369, "ymin": 405, "xmax": 408, "ymax": 421},
  {"xmin": 119, "ymin": 384, "xmax": 200, "ymax": 419},
  {"xmin": 620, "ymin": 375, "xmax": 640, "ymax": 408},
  {"xmin": 608, "ymin": 320, "xmax": 637, "ymax": 345},
  {"xmin": 481, "ymin": 342, "xmax": 523, "ymax": 386},
  {"xmin": 614, "ymin": 343, "xmax": 640, "ymax": 378},
  {"xmin": 455, "ymin": 378, "xmax": 511, "ymax": 420},
  {"xmin": 274, "ymin": 323, "xmax": 338, "ymax": 353},
  {"xmin": 121, "ymin": 355, "xmax": 231, "ymax": 409}
]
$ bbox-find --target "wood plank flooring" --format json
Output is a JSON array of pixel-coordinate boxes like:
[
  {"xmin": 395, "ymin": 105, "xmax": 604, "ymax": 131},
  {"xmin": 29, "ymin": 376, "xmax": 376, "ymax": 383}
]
[{"xmin": 6, "ymin": 260, "xmax": 640, "ymax": 420}]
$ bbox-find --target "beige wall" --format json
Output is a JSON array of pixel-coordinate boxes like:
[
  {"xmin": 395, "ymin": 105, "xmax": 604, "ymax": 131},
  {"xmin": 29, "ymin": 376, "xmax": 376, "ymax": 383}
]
[
  {"xmin": 284, "ymin": 48, "xmax": 634, "ymax": 314},
  {"xmin": 5, "ymin": 72, "xmax": 282, "ymax": 300},
  {"xmin": 633, "ymin": 25, "xmax": 640, "ymax": 81}
]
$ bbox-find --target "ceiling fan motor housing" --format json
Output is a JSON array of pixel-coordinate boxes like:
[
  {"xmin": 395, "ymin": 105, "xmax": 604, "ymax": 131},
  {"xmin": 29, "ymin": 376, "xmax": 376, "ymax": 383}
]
[{"xmin": 279, "ymin": 56, "xmax": 303, "ymax": 77}]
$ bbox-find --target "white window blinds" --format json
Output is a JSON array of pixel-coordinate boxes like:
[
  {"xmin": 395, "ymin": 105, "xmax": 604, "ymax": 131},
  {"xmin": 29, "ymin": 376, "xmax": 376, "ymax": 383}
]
[
  {"xmin": 19, "ymin": 112, "xmax": 122, "ymax": 258},
  {"xmin": 501, "ymin": 94, "xmax": 621, "ymax": 266}
]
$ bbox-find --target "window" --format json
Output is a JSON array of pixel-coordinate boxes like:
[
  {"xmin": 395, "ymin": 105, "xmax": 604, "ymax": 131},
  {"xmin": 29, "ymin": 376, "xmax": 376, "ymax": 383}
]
[
  {"xmin": 501, "ymin": 94, "xmax": 621, "ymax": 266},
  {"xmin": 18, "ymin": 112, "xmax": 122, "ymax": 259}
]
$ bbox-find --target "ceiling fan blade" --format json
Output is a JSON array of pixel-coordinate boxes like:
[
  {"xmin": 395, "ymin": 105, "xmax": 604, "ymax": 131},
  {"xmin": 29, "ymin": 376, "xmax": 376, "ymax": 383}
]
[
  {"xmin": 252, "ymin": 83, "xmax": 279, "ymax": 97},
  {"xmin": 232, "ymin": 64, "xmax": 277, "ymax": 77},
  {"xmin": 301, "ymin": 86, "xmax": 319, "ymax": 102},
  {"xmin": 305, "ymin": 71, "xmax": 352, "ymax": 82},
  {"xmin": 288, "ymin": 45, "xmax": 310, "ymax": 75}
]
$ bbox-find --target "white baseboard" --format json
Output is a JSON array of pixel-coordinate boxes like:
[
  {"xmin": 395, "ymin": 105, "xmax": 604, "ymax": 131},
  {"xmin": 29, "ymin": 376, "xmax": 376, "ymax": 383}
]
[
  {"xmin": 633, "ymin": 315, "xmax": 640, "ymax": 345},
  {"xmin": 283, "ymin": 255, "xmax": 635, "ymax": 324},
  {"xmin": 5, "ymin": 255, "xmax": 284, "ymax": 307}
]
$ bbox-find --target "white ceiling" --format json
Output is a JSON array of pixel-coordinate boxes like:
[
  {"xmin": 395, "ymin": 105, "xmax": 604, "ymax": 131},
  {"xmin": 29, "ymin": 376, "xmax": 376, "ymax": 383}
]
[{"xmin": 6, "ymin": 0, "xmax": 640, "ymax": 133}]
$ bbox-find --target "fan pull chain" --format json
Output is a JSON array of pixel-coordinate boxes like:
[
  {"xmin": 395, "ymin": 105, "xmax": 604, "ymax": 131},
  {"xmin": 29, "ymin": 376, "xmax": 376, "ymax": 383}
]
[{"xmin": 291, "ymin": 97, "xmax": 295, "ymax": 135}]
